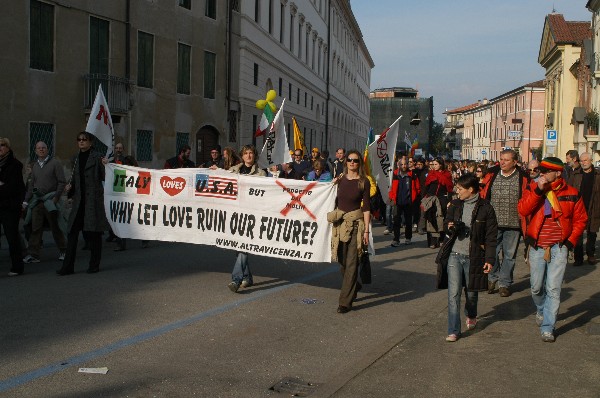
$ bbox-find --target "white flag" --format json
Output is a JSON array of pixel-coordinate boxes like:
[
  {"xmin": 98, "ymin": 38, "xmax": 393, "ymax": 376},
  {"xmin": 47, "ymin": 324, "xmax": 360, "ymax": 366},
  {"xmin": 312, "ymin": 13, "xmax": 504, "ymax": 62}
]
[
  {"xmin": 368, "ymin": 116, "xmax": 401, "ymax": 205},
  {"xmin": 85, "ymin": 85, "xmax": 114, "ymax": 158},
  {"xmin": 258, "ymin": 98, "xmax": 292, "ymax": 169}
]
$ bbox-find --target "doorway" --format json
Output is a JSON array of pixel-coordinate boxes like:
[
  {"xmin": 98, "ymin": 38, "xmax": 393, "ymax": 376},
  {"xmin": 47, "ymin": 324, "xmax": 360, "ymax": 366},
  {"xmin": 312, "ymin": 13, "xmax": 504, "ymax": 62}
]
[{"xmin": 195, "ymin": 125, "xmax": 220, "ymax": 166}]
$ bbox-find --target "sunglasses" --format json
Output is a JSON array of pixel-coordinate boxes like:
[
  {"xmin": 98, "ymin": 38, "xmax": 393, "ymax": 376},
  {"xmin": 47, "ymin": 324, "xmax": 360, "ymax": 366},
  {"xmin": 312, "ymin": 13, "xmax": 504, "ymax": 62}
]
[
  {"xmin": 476, "ymin": 170, "xmax": 482, "ymax": 172},
  {"xmin": 77, "ymin": 138, "xmax": 88, "ymax": 142},
  {"xmin": 294, "ymin": 154, "xmax": 302, "ymax": 157},
  {"xmin": 346, "ymin": 158, "xmax": 360, "ymax": 163},
  {"xmin": 528, "ymin": 168, "xmax": 539, "ymax": 173},
  {"xmin": 0, "ymin": 143, "xmax": 6, "ymax": 147}
]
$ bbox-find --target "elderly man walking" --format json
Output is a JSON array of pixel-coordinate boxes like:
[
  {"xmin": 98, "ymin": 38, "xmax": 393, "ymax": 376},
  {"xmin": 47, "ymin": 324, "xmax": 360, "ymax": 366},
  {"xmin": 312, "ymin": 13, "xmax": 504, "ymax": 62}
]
[
  {"xmin": 566, "ymin": 152, "xmax": 600, "ymax": 266},
  {"xmin": 518, "ymin": 157, "xmax": 587, "ymax": 342},
  {"xmin": 480, "ymin": 149, "xmax": 530, "ymax": 297},
  {"xmin": 22, "ymin": 141, "xmax": 67, "ymax": 263}
]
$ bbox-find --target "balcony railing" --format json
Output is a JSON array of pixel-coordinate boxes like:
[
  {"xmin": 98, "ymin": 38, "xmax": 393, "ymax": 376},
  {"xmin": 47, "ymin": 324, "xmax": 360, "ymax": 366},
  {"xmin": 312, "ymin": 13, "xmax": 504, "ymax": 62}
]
[{"xmin": 84, "ymin": 74, "xmax": 131, "ymax": 114}]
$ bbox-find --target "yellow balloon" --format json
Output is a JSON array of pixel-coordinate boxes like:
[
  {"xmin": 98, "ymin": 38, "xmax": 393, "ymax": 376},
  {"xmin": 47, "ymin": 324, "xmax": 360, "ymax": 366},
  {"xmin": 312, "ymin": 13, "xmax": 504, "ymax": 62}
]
[
  {"xmin": 256, "ymin": 99, "xmax": 267, "ymax": 110},
  {"xmin": 266, "ymin": 89, "xmax": 277, "ymax": 102},
  {"xmin": 268, "ymin": 102, "xmax": 277, "ymax": 113}
]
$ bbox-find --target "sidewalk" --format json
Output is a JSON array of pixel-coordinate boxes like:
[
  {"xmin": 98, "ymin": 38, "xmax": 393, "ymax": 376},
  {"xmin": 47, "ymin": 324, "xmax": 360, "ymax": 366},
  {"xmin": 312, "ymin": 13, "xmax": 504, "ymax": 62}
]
[{"xmin": 329, "ymin": 241, "xmax": 600, "ymax": 397}]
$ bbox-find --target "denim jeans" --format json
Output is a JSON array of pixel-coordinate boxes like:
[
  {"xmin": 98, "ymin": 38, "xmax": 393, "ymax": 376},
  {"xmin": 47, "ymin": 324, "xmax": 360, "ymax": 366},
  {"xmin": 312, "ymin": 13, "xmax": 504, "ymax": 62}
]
[
  {"xmin": 386, "ymin": 204, "xmax": 394, "ymax": 231},
  {"xmin": 528, "ymin": 244, "xmax": 568, "ymax": 334},
  {"xmin": 231, "ymin": 252, "xmax": 252, "ymax": 284},
  {"xmin": 447, "ymin": 253, "xmax": 478, "ymax": 335},
  {"xmin": 490, "ymin": 228, "xmax": 521, "ymax": 287}
]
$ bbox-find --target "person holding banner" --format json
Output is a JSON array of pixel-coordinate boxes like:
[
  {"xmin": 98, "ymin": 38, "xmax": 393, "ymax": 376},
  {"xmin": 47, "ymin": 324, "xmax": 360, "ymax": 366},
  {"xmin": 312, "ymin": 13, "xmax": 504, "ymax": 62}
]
[
  {"xmin": 227, "ymin": 145, "xmax": 266, "ymax": 292},
  {"xmin": 164, "ymin": 145, "xmax": 195, "ymax": 169},
  {"xmin": 57, "ymin": 132, "xmax": 110, "ymax": 276},
  {"xmin": 329, "ymin": 150, "xmax": 371, "ymax": 313},
  {"xmin": 306, "ymin": 160, "xmax": 332, "ymax": 182},
  {"xmin": 221, "ymin": 146, "xmax": 241, "ymax": 171}
]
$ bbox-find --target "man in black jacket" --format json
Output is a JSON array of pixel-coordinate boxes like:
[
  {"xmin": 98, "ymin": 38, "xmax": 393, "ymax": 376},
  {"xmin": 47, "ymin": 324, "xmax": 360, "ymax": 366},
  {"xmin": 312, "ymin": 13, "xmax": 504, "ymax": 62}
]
[{"xmin": 0, "ymin": 137, "xmax": 26, "ymax": 276}]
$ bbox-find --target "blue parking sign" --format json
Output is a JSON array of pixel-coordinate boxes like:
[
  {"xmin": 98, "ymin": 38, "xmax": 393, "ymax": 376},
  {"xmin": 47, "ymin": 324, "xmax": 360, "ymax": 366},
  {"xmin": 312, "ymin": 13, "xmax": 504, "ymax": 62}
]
[{"xmin": 546, "ymin": 130, "xmax": 557, "ymax": 141}]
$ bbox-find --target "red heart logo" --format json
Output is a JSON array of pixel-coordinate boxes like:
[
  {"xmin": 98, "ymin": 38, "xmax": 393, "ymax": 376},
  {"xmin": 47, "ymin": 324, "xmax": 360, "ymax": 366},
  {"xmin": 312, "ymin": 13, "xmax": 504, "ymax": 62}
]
[{"xmin": 160, "ymin": 176, "xmax": 186, "ymax": 196}]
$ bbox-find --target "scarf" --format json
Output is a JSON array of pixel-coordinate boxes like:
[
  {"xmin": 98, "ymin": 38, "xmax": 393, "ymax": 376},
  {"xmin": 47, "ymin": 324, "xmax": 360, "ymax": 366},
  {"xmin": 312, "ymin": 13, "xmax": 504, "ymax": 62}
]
[{"xmin": 543, "ymin": 178, "xmax": 564, "ymax": 217}]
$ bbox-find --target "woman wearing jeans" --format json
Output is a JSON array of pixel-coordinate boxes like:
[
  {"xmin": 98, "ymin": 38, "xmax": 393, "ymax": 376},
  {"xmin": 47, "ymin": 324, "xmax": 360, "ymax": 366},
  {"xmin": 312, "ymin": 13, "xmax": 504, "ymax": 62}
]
[{"xmin": 439, "ymin": 174, "xmax": 497, "ymax": 342}]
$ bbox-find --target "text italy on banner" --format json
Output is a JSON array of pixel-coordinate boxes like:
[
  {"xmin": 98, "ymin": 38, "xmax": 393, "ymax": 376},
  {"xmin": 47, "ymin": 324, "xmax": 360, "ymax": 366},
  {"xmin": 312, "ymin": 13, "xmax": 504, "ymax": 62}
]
[
  {"xmin": 258, "ymin": 98, "xmax": 292, "ymax": 169},
  {"xmin": 368, "ymin": 116, "xmax": 401, "ymax": 205},
  {"xmin": 254, "ymin": 105, "xmax": 275, "ymax": 138},
  {"xmin": 292, "ymin": 117, "xmax": 307, "ymax": 156},
  {"xmin": 85, "ymin": 85, "xmax": 114, "ymax": 158},
  {"xmin": 104, "ymin": 163, "xmax": 336, "ymax": 263}
]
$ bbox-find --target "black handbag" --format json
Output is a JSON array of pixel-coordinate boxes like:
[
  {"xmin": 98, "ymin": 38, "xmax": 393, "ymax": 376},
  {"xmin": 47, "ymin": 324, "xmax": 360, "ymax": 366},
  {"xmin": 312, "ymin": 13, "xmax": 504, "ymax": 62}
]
[{"xmin": 359, "ymin": 253, "xmax": 372, "ymax": 284}]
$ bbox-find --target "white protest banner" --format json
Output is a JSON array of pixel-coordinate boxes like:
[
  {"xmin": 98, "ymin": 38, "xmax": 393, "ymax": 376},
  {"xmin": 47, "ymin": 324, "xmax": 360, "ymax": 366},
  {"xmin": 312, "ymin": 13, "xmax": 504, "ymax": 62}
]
[
  {"xmin": 105, "ymin": 164, "xmax": 336, "ymax": 263},
  {"xmin": 258, "ymin": 98, "xmax": 293, "ymax": 170},
  {"xmin": 86, "ymin": 85, "xmax": 114, "ymax": 158},
  {"xmin": 368, "ymin": 116, "xmax": 401, "ymax": 205}
]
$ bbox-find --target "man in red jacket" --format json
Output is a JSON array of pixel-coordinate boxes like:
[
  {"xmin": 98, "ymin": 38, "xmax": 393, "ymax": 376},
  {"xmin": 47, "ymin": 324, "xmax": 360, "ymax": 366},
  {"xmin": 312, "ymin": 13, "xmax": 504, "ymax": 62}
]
[
  {"xmin": 389, "ymin": 158, "xmax": 421, "ymax": 246},
  {"xmin": 518, "ymin": 157, "xmax": 587, "ymax": 342}
]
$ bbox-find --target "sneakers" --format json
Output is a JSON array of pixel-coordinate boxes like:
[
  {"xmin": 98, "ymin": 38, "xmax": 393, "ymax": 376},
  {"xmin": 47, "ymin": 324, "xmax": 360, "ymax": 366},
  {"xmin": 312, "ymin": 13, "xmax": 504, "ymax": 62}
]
[
  {"xmin": 240, "ymin": 280, "xmax": 253, "ymax": 288},
  {"xmin": 7, "ymin": 271, "xmax": 22, "ymax": 277},
  {"xmin": 391, "ymin": 241, "xmax": 400, "ymax": 247},
  {"xmin": 498, "ymin": 286, "xmax": 511, "ymax": 297},
  {"xmin": 228, "ymin": 281, "xmax": 240, "ymax": 293},
  {"xmin": 535, "ymin": 313, "xmax": 544, "ymax": 326},
  {"xmin": 383, "ymin": 229, "xmax": 392, "ymax": 235},
  {"xmin": 466, "ymin": 317, "xmax": 477, "ymax": 330},
  {"xmin": 23, "ymin": 255, "xmax": 40, "ymax": 264},
  {"xmin": 58, "ymin": 252, "xmax": 66, "ymax": 261},
  {"xmin": 541, "ymin": 332, "xmax": 555, "ymax": 342},
  {"xmin": 405, "ymin": 239, "xmax": 412, "ymax": 245},
  {"xmin": 445, "ymin": 334, "xmax": 458, "ymax": 342}
]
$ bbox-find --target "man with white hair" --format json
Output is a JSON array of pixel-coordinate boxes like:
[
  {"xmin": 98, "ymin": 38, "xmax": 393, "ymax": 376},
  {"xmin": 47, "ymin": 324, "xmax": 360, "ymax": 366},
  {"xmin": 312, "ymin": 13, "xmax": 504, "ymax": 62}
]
[
  {"xmin": 566, "ymin": 152, "xmax": 600, "ymax": 266},
  {"xmin": 23, "ymin": 141, "xmax": 67, "ymax": 263}
]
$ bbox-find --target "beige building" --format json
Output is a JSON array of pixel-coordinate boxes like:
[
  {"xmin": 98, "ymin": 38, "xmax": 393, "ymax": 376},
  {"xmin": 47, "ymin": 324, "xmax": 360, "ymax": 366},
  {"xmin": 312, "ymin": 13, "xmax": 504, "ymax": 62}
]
[
  {"xmin": 538, "ymin": 13, "xmax": 591, "ymax": 158},
  {"xmin": 233, "ymin": 0, "xmax": 373, "ymax": 153},
  {"xmin": 3, "ymin": 1, "xmax": 373, "ymax": 170},
  {"xmin": 3, "ymin": 0, "xmax": 229, "ymax": 168}
]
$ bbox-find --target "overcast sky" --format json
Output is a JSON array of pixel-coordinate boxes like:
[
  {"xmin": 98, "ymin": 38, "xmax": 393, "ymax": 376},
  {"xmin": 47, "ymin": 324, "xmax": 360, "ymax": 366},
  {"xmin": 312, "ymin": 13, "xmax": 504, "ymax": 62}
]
[{"xmin": 351, "ymin": 0, "xmax": 592, "ymax": 123}]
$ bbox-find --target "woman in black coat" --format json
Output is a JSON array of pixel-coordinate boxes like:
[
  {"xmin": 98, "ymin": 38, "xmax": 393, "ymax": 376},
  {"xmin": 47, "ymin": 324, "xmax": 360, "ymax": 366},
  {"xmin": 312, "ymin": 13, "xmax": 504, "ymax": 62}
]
[
  {"xmin": 0, "ymin": 137, "xmax": 26, "ymax": 276},
  {"xmin": 437, "ymin": 174, "xmax": 497, "ymax": 342}
]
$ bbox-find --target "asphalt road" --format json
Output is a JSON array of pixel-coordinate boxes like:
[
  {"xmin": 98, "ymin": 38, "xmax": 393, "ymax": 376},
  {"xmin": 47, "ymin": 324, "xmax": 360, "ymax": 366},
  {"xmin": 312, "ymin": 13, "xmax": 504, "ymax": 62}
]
[{"xmin": 1, "ymin": 224, "xmax": 598, "ymax": 397}]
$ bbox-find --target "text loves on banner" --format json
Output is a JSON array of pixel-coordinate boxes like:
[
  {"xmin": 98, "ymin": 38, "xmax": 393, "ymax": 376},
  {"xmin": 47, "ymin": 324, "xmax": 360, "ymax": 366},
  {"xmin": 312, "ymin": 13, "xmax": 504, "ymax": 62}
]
[{"xmin": 104, "ymin": 164, "xmax": 337, "ymax": 263}]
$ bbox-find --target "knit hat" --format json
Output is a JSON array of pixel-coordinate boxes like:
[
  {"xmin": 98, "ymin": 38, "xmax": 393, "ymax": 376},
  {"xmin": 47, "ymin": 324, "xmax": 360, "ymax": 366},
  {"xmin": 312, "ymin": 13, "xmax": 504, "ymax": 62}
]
[{"xmin": 539, "ymin": 157, "xmax": 564, "ymax": 172}]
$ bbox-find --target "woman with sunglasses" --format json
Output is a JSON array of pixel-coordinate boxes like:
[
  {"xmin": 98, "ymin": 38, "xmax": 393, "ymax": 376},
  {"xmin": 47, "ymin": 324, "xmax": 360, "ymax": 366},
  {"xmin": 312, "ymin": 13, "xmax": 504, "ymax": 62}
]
[
  {"xmin": 328, "ymin": 150, "xmax": 371, "ymax": 313},
  {"xmin": 57, "ymin": 132, "xmax": 110, "ymax": 275},
  {"xmin": 0, "ymin": 137, "xmax": 26, "ymax": 276}
]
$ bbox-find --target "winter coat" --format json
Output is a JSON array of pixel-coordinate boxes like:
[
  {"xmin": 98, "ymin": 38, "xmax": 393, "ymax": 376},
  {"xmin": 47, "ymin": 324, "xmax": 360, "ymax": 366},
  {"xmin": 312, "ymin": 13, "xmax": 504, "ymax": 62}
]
[
  {"xmin": 518, "ymin": 180, "xmax": 588, "ymax": 249},
  {"xmin": 389, "ymin": 169, "xmax": 421, "ymax": 204},
  {"xmin": 0, "ymin": 150, "xmax": 25, "ymax": 210},
  {"xmin": 435, "ymin": 197, "xmax": 497, "ymax": 291},
  {"xmin": 229, "ymin": 163, "xmax": 267, "ymax": 176},
  {"xmin": 566, "ymin": 167, "xmax": 600, "ymax": 232},
  {"xmin": 67, "ymin": 150, "xmax": 110, "ymax": 232}
]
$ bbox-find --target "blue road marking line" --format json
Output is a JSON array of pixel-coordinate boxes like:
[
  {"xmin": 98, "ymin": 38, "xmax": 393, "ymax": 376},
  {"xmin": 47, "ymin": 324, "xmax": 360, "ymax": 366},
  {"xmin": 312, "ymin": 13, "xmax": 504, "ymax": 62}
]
[{"xmin": 0, "ymin": 265, "xmax": 338, "ymax": 393}]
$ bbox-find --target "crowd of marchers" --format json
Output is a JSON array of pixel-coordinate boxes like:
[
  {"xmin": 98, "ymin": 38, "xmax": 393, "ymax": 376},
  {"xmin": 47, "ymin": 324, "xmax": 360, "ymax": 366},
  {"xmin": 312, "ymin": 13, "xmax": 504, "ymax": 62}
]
[{"xmin": 1, "ymin": 133, "xmax": 597, "ymax": 343}]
